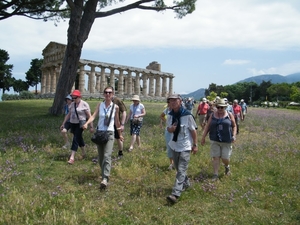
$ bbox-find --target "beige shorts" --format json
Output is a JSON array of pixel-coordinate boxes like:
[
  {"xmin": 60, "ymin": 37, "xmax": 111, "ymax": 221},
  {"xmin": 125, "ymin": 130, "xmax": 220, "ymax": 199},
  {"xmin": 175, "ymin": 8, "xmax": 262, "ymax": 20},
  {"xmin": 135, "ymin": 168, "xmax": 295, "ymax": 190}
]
[
  {"xmin": 210, "ymin": 140, "xmax": 232, "ymax": 159},
  {"xmin": 198, "ymin": 114, "xmax": 207, "ymax": 125}
]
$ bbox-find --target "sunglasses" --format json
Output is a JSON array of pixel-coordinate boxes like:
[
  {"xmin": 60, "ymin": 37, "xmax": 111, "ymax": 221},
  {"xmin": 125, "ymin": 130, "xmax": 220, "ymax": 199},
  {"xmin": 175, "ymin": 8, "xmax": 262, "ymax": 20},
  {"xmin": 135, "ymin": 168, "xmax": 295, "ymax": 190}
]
[
  {"xmin": 72, "ymin": 96, "xmax": 78, "ymax": 100},
  {"xmin": 104, "ymin": 91, "xmax": 112, "ymax": 94},
  {"xmin": 217, "ymin": 106, "xmax": 224, "ymax": 109}
]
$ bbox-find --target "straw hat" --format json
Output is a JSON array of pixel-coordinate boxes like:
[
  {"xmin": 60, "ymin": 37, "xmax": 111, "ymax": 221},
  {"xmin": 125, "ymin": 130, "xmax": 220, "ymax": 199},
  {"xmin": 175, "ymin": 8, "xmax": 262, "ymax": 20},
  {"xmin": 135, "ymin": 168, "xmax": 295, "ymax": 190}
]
[
  {"xmin": 132, "ymin": 95, "xmax": 140, "ymax": 101},
  {"xmin": 216, "ymin": 98, "xmax": 227, "ymax": 107}
]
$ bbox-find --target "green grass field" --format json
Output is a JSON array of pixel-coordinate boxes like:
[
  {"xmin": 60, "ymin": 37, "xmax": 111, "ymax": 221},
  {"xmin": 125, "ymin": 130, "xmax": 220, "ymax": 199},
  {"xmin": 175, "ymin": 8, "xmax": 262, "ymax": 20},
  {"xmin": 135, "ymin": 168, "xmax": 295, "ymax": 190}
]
[{"xmin": 0, "ymin": 100, "xmax": 299, "ymax": 224}]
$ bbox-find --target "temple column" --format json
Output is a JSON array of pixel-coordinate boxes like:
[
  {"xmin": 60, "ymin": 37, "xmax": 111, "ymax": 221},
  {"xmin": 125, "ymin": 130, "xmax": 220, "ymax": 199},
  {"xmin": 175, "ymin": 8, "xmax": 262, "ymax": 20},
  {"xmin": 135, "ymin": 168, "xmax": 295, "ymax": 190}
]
[
  {"xmin": 55, "ymin": 64, "xmax": 61, "ymax": 91},
  {"xmin": 96, "ymin": 72, "xmax": 101, "ymax": 92},
  {"xmin": 41, "ymin": 69, "xmax": 47, "ymax": 94},
  {"xmin": 155, "ymin": 75, "xmax": 161, "ymax": 97},
  {"xmin": 127, "ymin": 71, "xmax": 133, "ymax": 96},
  {"xmin": 79, "ymin": 64, "xmax": 85, "ymax": 93},
  {"xmin": 142, "ymin": 73, "xmax": 148, "ymax": 97},
  {"xmin": 124, "ymin": 74, "xmax": 128, "ymax": 95},
  {"xmin": 118, "ymin": 70, "xmax": 124, "ymax": 95},
  {"xmin": 162, "ymin": 76, "xmax": 167, "ymax": 97},
  {"xmin": 149, "ymin": 75, "xmax": 154, "ymax": 97},
  {"xmin": 49, "ymin": 67, "xmax": 55, "ymax": 93},
  {"xmin": 109, "ymin": 67, "xmax": 115, "ymax": 90},
  {"xmin": 89, "ymin": 65, "xmax": 96, "ymax": 94},
  {"xmin": 100, "ymin": 66, "xmax": 106, "ymax": 93},
  {"xmin": 135, "ymin": 71, "xmax": 140, "ymax": 95},
  {"xmin": 169, "ymin": 77, "xmax": 174, "ymax": 95}
]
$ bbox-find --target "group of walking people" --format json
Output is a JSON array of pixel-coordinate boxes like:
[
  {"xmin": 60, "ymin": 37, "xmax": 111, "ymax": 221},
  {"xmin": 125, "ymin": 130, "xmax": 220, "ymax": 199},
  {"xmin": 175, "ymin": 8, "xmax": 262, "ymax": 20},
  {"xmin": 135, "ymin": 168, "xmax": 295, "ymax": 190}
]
[
  {"xmin": 60, "ymin": 87, "xmax": 146, "ymax": 189},
  {"xmin": 60, "ymin": 90, "xmax": 244, "ymax": 203}
]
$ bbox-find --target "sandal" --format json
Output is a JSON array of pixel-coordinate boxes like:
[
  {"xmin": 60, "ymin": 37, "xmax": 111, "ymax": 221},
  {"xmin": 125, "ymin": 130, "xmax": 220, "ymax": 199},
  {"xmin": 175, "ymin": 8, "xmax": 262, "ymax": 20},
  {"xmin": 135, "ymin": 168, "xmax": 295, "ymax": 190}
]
[
  {"xmin": 68, "ymin": 159, "xmax": 74, "ymax": 164},
  {"xmin": 128, "ymin": 147, "xmax": 133, "ymax": 152}
]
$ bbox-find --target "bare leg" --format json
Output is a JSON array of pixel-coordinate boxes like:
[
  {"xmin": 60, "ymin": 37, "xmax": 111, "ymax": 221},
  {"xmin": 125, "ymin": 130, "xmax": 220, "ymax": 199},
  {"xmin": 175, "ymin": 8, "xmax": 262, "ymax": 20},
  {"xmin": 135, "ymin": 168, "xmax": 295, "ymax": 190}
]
[{"xmin": 136, "ymin": 135, "xmax": 141, "ymax": 147}]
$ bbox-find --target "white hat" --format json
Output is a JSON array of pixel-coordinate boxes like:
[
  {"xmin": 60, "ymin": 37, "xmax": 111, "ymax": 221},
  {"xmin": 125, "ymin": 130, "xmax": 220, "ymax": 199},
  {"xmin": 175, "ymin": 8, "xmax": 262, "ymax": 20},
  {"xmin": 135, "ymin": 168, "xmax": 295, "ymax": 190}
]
[
  {"xmin": 241, "ymin": 99, "xmax": 244, "ymax": 102},
  {"xmin": 224, "ymin": 98, "xmax": 228, "ymax": 102},
  {"xmin": 132, "ymin": 95, "xmax": 140, "ymax": 101},
  {"xmin": 202, "ymin": 97, "xmax": 207, "ymax": 102}
]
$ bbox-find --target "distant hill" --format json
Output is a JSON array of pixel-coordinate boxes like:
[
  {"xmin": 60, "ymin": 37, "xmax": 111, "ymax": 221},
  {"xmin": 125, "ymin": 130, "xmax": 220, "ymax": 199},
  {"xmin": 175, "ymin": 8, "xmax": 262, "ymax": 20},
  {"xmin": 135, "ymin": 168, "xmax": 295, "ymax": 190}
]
[
  {"xmin": 237, "ymin": 72, "xmax": 300, "ymax": 84},
  {"xmin": 184, "ymin": 72, "xmax": 300, "ymax": 101}
]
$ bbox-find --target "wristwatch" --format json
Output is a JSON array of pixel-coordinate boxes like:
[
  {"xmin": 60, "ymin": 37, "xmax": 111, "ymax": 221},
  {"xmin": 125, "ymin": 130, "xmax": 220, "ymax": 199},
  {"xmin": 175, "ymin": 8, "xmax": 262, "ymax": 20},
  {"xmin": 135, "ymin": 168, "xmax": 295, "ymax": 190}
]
[{"xmin": 193, "ymin": 143, "xmax": 198, "ymax": 147}]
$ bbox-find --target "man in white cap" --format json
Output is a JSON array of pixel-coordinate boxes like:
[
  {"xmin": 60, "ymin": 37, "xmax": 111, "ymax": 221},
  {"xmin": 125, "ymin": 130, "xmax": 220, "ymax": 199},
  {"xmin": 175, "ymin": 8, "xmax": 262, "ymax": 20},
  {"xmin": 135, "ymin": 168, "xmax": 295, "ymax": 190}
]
[
  {"xmin": 196, "ymin": 97, "xmax": 209, "ymax": 131},
  {"xmin": 239, "ymin": 99, "xmax": 248, "ymax": 120}
]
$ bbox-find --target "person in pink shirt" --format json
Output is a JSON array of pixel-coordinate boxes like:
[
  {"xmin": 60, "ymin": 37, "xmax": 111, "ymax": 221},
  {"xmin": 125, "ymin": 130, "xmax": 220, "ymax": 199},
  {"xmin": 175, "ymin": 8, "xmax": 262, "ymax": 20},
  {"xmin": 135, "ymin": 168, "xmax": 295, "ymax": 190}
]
[
  {"xmin": 232, "ymin": 99, "xmax": 243, "ymax": 134},
  {"xmin": 196, "ymin": 98, "xmax": 209, "ymax": 130}
]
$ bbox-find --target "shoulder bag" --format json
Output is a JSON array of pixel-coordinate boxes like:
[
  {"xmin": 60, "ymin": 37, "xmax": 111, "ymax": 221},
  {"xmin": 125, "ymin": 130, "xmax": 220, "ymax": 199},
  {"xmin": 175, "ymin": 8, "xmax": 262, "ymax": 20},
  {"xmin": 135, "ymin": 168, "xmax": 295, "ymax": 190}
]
[{"xmin": 91, "ymin": 103, "xmax": 115, "ymax": 145}]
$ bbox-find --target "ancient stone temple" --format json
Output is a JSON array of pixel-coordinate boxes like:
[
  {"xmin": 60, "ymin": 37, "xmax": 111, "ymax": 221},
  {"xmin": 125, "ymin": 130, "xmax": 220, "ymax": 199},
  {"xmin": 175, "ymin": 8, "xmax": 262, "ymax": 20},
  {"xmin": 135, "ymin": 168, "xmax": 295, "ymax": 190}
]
[{"xmin": 40, "ymin": 42, "xmax": 174, "ymax": 98}]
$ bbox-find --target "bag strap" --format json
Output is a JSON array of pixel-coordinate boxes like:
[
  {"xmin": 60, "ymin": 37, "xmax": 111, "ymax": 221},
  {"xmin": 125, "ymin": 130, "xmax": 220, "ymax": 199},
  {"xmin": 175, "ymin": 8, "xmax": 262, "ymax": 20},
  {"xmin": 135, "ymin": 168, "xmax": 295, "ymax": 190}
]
[
  {"xmin": 74, "ymin": 103, "xmax": 79, "ymax": 120},
  {"xmin": 96, "ymin": 103, "xmax": 115, "ymax": 131}
]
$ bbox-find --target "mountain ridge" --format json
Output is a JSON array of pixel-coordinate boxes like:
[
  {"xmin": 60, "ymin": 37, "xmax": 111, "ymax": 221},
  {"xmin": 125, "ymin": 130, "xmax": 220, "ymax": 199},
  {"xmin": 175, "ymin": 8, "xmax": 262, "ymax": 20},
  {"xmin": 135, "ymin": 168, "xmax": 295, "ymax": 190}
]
[{"xmin": 181, "ymin": 72, "xmax": 300, "ymax": 100}]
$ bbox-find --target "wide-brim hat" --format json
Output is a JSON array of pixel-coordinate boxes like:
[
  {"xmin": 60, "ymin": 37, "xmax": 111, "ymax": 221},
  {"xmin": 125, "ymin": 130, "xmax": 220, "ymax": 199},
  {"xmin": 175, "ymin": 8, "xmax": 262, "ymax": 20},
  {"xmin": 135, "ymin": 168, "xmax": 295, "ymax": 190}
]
[
  {"xmin": 216, "ymin": 98, "xmax": 227, "ymax": 107},
  {"xmin": 71, "ymin": 90, "xmax": 81, "ymax": 97},
  {"xmin": 167, "ymin": 94, "xmax": 182, "ymax": 100},
  {"xmin": 65, "ymin": 94, "xmax": 72, "ymax": 100},
  {"xmin": 132, "ymin": 95, "xmax": 140, "ymax": 101}
]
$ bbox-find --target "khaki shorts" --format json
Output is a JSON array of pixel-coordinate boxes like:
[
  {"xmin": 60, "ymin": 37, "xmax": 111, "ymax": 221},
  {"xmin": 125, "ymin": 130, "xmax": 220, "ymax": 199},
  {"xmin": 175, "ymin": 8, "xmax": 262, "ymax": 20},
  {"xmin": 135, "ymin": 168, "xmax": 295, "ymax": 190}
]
[
  {"xmin": 210, "ymin": 140, "xmax": 232, "ymax": 159},
  {"xmin": 198, "ymin": 114, "xmax": 207, "ymax": 125}
]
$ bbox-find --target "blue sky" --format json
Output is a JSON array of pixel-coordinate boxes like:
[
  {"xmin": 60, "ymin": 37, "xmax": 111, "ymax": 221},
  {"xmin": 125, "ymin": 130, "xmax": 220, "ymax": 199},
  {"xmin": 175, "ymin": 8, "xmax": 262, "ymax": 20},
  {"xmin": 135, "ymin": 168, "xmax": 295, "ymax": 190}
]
[{"xmin": 1, "ymin": 0, "xmax": 300, "ymax": 95}]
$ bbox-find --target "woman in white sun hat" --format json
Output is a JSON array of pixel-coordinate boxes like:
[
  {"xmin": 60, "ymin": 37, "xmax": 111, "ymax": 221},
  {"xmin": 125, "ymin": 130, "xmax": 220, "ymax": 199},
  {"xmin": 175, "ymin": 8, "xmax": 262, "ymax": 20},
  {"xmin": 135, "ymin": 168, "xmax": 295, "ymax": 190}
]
[{"xmin": 126, "ymin": 95, "xmax": 146, "ymax": 151}]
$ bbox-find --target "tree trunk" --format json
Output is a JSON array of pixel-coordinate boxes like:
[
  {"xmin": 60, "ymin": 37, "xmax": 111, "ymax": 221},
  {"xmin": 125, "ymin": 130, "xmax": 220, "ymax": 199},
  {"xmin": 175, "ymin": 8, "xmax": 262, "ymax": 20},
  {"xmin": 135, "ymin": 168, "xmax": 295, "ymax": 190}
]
[{"xmin": 49, "ymin": 0, "xmax": 98, "ymax": 115}]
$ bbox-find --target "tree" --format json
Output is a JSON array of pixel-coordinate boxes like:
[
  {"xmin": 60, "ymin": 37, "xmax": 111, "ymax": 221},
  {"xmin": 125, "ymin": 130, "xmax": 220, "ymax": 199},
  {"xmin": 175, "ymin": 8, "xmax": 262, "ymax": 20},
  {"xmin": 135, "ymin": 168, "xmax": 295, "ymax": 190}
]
[
  {"xmin": 26, "ymin": 58, "xmax": 43, "ymax": 94},
  {"xmin": 12, "ymin": 78, "xmax": 29, "ymax": 93},
  {"xmin": 1, "ymin": 0, "xmax": 196, "ymax": 115},
  {"xmin": 0, "ymin": 49, "xmax": 13, "ymax": 94},
  {"xmin": 290, "ymin": 86, "xmax": 300, "ymax": 102}
]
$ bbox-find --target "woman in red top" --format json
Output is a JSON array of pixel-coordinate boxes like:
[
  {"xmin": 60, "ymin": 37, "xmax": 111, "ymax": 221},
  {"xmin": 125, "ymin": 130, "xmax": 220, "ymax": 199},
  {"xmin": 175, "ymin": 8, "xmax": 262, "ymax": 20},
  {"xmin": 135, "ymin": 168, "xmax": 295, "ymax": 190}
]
[{"xmin": 232, "ymin": 99, "xmax": 243, "ymax": 134}]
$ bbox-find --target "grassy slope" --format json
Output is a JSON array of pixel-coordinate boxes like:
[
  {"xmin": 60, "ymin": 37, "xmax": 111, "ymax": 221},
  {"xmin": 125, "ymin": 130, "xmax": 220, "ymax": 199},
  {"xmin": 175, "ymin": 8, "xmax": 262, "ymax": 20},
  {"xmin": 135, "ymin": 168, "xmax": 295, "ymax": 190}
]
[{"xmin": 0, "ymin": 100, "xmax": 300, "ymax": 225}]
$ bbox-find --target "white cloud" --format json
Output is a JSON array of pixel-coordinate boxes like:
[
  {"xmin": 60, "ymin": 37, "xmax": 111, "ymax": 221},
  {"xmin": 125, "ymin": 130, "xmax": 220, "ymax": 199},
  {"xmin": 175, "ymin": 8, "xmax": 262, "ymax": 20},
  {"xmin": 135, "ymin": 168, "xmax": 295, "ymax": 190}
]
[
  {"xmin": 248, "ymin": 60, "xmax": 300, "ymax": 76},
  {"xmin": 223, "ymin": 59, "xmax": 251, "ymax": 65}
]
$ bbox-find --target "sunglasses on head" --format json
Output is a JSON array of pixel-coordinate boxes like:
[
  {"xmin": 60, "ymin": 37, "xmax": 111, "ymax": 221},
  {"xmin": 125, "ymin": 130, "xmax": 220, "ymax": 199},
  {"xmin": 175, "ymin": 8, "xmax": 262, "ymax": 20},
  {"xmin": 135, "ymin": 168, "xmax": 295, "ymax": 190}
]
[
  {"xmin": 104, "ymin": 91, "xmax": 112, "ymax": 94},
  {"xmin": 217, "ymin": 106, "xmax": 224, "ymax": 109}
]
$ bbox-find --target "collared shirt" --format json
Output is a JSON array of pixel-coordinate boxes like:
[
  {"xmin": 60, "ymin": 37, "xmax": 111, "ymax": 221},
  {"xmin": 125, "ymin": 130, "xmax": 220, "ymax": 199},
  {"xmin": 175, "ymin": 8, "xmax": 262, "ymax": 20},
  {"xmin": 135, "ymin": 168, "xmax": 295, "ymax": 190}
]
[{"xmin": 167, "ymin": 115, "xmax": 197, "ymax": 152}]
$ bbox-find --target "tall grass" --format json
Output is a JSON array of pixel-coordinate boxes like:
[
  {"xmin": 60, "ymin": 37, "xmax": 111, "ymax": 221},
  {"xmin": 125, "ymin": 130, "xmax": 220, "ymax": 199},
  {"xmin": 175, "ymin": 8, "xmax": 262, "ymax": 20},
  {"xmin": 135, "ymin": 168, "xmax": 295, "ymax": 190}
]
[{"xmin": 0, "ymin": 100, "xmax": 300, "ymax": 224}]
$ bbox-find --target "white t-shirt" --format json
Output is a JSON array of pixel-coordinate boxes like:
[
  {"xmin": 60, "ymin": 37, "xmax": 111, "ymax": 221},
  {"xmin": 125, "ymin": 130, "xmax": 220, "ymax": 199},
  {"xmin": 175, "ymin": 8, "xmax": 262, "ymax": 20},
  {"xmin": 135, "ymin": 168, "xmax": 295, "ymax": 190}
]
[{"xmin": 130, "ymin": 103, "xmax": 145, "ymax": 119}]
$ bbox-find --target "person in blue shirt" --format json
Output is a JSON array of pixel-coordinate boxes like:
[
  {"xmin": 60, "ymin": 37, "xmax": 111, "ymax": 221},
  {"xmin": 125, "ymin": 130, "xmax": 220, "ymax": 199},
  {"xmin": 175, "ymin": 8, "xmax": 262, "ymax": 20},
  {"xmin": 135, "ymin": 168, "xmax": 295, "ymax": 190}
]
[
  {"xmin": 239, "ymin": 99, "xmax": 248, "ymax": 120},
  {"xmin": 61, "ymin": 94, "xmax": 72, "ymax": 149}
]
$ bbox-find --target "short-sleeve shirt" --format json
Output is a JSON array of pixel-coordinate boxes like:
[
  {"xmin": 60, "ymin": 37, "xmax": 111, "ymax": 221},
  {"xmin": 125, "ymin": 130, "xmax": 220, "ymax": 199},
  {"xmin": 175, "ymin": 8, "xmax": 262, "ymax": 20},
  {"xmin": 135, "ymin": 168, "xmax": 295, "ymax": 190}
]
[
  {"xmin": 69, "ymin": 100, "xmax": 90, "ymax": 124},
  {"xmin": 167, "ymin": 114, "xmax": 197, "ymax": 152},
  {"xmin": 113, "ymin": 97, "xmax": 127, "ymax": 119},
  {"xmin": 130, "ymin": 103, "xmax": 145, "ymax": 119}
]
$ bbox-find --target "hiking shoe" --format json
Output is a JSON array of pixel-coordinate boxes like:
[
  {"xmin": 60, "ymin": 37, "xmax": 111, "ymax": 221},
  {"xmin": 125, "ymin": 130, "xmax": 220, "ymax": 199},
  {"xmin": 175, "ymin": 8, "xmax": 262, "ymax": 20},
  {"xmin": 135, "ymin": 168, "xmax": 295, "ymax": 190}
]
[
  {"xmin": 166, "ymin": 195, "xmax": 178, "ymax": 204},
  {"xmin": 225, "ymin": 165, "xmax": 231, "ymax": 175},
  {"xmin": 212, "ymin": 174, "xmax": 219, "ymax": 181},
  {"xmin": 100, "ymin": 178, "xmax": 108, "ymax": 189},
  {"xmin": 118, "ymin": 151, "xmax": 123, "ymax": 159}
]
